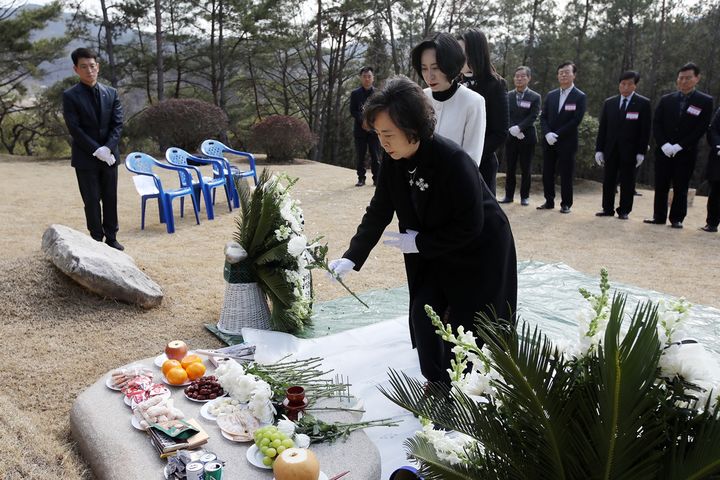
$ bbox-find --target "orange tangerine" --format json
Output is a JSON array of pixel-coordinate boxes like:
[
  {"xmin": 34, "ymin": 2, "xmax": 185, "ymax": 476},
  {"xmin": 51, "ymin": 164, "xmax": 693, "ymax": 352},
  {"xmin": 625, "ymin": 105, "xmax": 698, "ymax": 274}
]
[
  {"xmin": 166, "ymin": 366, "xmax": 189, "ymax": 385},
  {"xmin": 185, "ymin": 362, "xmax": 206, "ymax": 380},
  {"xmin": 162, "ymin": 359, "xmax": 182, "ymax": 376},
  {"xmin": 180, "ymin": 354, "xmax": 203, "ymax": 369}
]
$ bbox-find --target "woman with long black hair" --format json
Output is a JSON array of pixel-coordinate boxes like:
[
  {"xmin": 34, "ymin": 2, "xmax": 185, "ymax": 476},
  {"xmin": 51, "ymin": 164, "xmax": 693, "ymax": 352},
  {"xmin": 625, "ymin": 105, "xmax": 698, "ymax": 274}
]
[
  {"xmin": 410, "ymin": 32, "xmax": 487, "ymax": 168},
  {"xmin": 458, "ymin": 28, "xmax": 509, "ymax": 196}
]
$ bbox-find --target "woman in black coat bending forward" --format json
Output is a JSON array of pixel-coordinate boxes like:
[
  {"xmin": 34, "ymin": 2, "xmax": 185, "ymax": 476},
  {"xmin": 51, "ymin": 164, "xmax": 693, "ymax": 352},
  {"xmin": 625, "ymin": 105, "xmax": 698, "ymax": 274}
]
[{"xmin": 328, "ymin": 76, "xmax": 517, "ymax": 385}]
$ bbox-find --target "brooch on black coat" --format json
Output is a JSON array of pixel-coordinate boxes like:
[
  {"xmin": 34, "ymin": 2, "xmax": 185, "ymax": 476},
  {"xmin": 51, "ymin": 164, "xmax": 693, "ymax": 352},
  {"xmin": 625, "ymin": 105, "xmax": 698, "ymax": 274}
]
[{"xmin": 408, "ymin": 167, "xmax": 429, "ymax": 191}]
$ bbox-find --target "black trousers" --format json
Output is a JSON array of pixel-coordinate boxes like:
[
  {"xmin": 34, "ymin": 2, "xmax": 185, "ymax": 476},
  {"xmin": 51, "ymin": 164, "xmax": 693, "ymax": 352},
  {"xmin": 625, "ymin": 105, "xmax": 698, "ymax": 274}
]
[
  {"xmin": 653, "ymin": 151, "xmax": 696, "ymax": 223},
  {"xmin": 707, "ymin": 180, "xmax": 720, "ymax": 227},
  {"xmin": 602, "ymin": 148, "xmax": 637, "ymax": 215},
  {"xmin": 75, "ymin": 165, "xmax": 119, "ymax": 241},
  {"xmin": 504, "ymin": 139, "xmax": 534, "ymax": 200},
  {"xmin": 542, "ymin": 144, "xmax": 576, "ymax": 208},
  {"xmin": 479, "ymin": 153, "xmax": 499, "ymax": 196},
  {"xmin": 354, "ymin": 133, "xmax": 381, "ymax": 181}
]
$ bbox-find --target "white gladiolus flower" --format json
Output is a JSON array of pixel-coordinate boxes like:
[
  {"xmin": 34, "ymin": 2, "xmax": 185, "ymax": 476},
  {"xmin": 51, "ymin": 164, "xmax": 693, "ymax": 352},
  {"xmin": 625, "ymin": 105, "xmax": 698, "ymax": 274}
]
[{"xmin": 418, "ymin": 423, "xmax": 473, "ymax": 466}]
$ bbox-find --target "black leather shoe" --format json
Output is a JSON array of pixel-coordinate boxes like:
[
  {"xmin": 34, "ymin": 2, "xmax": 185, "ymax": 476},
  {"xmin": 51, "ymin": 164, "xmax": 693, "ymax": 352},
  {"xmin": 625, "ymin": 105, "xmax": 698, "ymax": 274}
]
[
  {"xmin": 670, "ymin": 221, "xmax": 683, "ymax": 229},
  {"xmin": 355, "ymin": 179, "xmax": 365, "ymax": 187},
  {"xmin": 536, "ymin": 203, "xmax": 554, "ymax": 210},
  {"xmin": 560, "ymin": 206, "xmax": 571, "ymax": 214},
  {"xmin": 617, "ymin": 213, "xmax": 629, "ymax": 220},
  {"xmin": 106, "ymin": 239, "xmax": 125, "ymax": 251},
  {"xmin": 498, "ymin": 197, "xmax": 513, "ymax": 204},
  {"xmin": 521, "ymin": 198, "xmax": 530, "ymax": 206},
  {"xmin": 700, "ymin": 225, "xmax": 718, "ymax": 232},
  {"xmin": 643, "ymin": 218, "xmax": 664, "ymax": 224},
  {"xmin": 595, "ymin": 211, "xmax": 614, "ymax": 217}
]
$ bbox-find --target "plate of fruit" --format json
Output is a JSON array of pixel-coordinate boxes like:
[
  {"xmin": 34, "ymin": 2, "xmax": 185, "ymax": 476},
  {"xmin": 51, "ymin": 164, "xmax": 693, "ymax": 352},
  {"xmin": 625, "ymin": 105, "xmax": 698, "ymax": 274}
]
[
  {"xmin": 184, "ymin": 376, "xmax": 225, "ymax": 402},
  {"xmin": 248, "ymin": 425, "xmax": 296, "ymax": 468},
  {"xmin": 161, "ymin": 354, "xmax": 206, "ymax": 387}
]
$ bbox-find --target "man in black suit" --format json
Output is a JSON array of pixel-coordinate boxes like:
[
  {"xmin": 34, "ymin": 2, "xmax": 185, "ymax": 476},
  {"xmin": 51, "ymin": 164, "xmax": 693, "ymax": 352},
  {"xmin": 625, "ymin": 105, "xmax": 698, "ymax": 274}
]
[
  {"xmin": 500, "ymin": 66, "xmax": 541, "ymax": 206},
  {"xmin": 349, "ymin": 66, "xmax": 381, "ymax": 187},
  {"xmin": 538, "ymin": 61, "xmax": 586, "ymax": 213},
  {"xmin": 644, "ymin": 62, "xmax": 713, "ymax": 229},
  {"xmin": 594, "ymin": 71, "xmax": 651, "ymax": 219},
  {"xmin": 62, "ymin": 47, "xmax": 124, "ymax": 250},
  {"xmin": 702, "ymin": 107, "xmax": 720, "ymax": 232}
]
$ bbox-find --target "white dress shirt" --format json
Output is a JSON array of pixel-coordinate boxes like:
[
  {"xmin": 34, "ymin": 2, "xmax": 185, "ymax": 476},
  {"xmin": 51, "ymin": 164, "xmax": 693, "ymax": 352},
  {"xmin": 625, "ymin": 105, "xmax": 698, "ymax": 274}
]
[{"xmin": 558, "ymin": 83, "xmax": 575, "ymax": 112}]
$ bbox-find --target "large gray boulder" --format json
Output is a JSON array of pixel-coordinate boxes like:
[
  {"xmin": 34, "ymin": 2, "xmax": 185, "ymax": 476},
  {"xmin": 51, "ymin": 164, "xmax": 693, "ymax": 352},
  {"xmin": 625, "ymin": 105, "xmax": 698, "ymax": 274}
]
[{"xmin": 41, "ymin": 224, "xmax": 163, "ymax": 309}]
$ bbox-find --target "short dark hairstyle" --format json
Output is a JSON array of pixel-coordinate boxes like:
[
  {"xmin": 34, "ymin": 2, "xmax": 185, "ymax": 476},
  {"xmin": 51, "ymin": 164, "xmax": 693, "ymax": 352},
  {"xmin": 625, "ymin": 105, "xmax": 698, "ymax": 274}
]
[
  {"xmin": 363, "ymin": 75, "xmax": 436, "ymax": 144},
  {"xmin": 457, "ymin": 28, "xmax": 500, "ymax": 81},
  {"xmin": 71, "ymin": 48, "xmax": 98, "ymax": 66},
  {"xmin": 678, "ymin": 62, "xmax": 700, "ymax": 76},
  {"xmin": 410, "ymin": 32, "xmax": 466, "ymax": 83},
  {"xmin": 359, "ymin": 66, "xmax": 374, "ymax": 75},
  {"xmin": 515, "ymin": 65, "xmax": 531, "ymax": 77},
  {"xmin": 557, "ymin": 61, "xmax": 577, "ymax": 74},
  {"xmin": 619, "ymin": 70, "xmax": 640, "ymax": 84}
]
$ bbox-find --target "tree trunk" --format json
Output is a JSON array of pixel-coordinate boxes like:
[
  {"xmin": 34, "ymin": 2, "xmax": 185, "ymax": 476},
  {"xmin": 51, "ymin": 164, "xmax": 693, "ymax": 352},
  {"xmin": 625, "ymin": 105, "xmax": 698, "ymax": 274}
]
[
  {"xmin": 154, "ymin": 0, "xmax": 164, "ymax": 101},
  {"xmin": 99, "ymin": 0, "xmax": 117, "ymax": 88},
  {"xmin": 218, "ymin": 0, "xmax": 227, "ymax": 111},
  {"xmin": 524, "ymin": 0, "xmax": 541, "ymax": 65},
  {"xmin": 574, "ymin": 0, "xmax": 591, "ymax": 69},
  {"xmin": 385, "ymin": 0, "xmax": 400, "ymax": 74},
  {"xmin": 312, "ymin": 0, "xmax": 324, "ymax": 161}
]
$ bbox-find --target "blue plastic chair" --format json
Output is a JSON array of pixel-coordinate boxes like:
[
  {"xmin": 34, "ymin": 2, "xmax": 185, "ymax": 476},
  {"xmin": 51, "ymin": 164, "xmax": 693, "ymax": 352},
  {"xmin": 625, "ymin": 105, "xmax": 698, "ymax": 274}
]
[
  {"xmin": 200, "ymin": 139, "xmax": 259, "ymax": 208},
  {"xmin": 165, "ymin": 147, "xmax": 232, "ymax": 220},
  {"xmin": 125, "ymin": 152, "xmax": 200, "ymax": 234}
]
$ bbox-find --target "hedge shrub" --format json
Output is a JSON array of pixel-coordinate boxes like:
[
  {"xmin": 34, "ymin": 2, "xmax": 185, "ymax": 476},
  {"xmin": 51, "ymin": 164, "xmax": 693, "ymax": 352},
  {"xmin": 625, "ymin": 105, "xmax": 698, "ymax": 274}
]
[
  {"xmin": 251, "ymin": 115, "xmax": 316, "ymax": 162},
  {"xmin": 134, "ymin": 98, "xmax": 228, "ymax": 151}
]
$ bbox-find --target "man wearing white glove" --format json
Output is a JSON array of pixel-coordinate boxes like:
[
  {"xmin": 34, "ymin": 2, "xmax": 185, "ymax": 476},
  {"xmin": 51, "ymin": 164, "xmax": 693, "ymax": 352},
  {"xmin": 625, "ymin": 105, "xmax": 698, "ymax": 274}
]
[
  {"xmin": 645, "ymin": 62, "xmax": 713, "ymax": 228},
  {"xmin": 63, "ymin": 47, "xmax": 125, "ymax": 250},
  {"xmin": 701, "ymin": 106, "xmax": 720, "ymax": 233},
  {"xmin": 501, "ymin": 66, "xmax": 540, "ymax": 206},
  {"xmin": 538, "ymin": 62, "xmax": 586, "ymax": 213},
  {"xmin": 327, "ymin": 258, "xmax": 356, "ymax": 280},
  {"xmin": 594, "ymin": 152, "xmax": 604, "ymax": 166},
  {"xmin": 594, "ymin": 71, "xmax": 651, "ymax": 219}
]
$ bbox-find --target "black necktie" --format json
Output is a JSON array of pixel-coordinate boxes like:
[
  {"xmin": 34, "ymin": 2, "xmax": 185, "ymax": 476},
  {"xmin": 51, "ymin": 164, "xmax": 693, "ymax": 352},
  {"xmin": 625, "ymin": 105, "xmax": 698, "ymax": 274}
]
[
  {"xmin": 620, "ymin": 97, "xmax": 628, "ymax": 112},
  {"xmin": 92, "ymin": 86, "xmax": 101, "ymax": 120},
  {"xmin": 679, "ymin": 92, "xmax": 687, "ymax": 116}
]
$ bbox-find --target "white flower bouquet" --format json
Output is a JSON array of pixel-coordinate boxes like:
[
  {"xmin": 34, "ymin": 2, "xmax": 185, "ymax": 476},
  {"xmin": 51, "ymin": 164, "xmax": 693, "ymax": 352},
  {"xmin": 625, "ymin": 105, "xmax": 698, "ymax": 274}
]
[{"xmin": 380, "ymin": 269, "xmax": 720, "ymax": 479}]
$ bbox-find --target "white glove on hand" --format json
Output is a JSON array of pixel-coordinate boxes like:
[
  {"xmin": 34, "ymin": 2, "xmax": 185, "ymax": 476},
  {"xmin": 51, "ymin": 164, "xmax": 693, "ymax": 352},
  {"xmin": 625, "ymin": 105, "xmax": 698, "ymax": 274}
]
[
  {"xmin": 671, "ymin": 144, "xmax": 683, "ymax": 156},
  {"xmin": 509, "ymin": 125, "xmax": 521, "ymax": 137},
  {"xmin": 545, "ymin": 132, "xmax": 559, "ymax": 145},
  {"xmin": 661, "ymin": 143, "xmax": 675, "ymax": 157},
  {"xmin": 517, "ymin": 132, "xmax": 525, "ymax": 140},
  {"xmin": 716, "ymin": 145, "xmax": 720, "ymax": 156},
  {"xmin": 636, "ymin": 154, "xmax": 645, "ymax": 168},
  {"xmin": 594, "ymin": 152, "xmax": 604, "ymax": 166},
  {"xmin": 327, "ymin": 258, "xmax": 355, "ymax": 281},
  {"xmin": 105, "ymin": 153, "xmax": 117, "ymax": 166},
  {"xmin": 93, "ymin": 146, "xmax": 116, "ymax": 166},
  {"xmin": 382, "ymin": 229, "xmax": 419, "ymax": 254}
]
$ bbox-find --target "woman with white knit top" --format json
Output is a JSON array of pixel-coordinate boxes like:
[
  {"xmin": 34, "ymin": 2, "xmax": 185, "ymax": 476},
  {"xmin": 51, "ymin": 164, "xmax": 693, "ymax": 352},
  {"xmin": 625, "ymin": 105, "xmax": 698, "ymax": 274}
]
[{"xmin": 411, "ymin": 32, "xmax": 487, "ymax": 167}]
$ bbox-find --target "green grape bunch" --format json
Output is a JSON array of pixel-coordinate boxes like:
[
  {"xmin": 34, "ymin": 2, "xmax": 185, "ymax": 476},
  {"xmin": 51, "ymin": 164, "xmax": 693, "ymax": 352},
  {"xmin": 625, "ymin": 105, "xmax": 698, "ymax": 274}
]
[{"xmin": 253, "ymin": 425, "xmax": 296, "ymax": 466}]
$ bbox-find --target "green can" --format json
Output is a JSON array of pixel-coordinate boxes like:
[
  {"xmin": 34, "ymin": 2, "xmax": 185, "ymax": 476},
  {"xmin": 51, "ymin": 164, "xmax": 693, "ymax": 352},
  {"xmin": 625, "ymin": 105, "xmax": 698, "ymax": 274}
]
[{"xmin": 204, "ymin": 461, "xmax": 223, "ymax": 480}]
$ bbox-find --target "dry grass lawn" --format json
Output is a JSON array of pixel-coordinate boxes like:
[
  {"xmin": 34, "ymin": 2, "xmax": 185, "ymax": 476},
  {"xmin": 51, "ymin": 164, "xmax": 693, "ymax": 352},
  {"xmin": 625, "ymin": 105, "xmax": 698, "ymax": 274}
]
[{"xmin": 1, "ymin": 154, "xmax": 718, "ymax": 479}]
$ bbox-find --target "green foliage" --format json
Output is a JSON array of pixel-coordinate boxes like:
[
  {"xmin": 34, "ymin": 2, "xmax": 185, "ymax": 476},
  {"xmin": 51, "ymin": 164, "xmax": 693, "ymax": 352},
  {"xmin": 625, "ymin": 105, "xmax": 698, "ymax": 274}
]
[
  {"xmin": 380, "ymin": 283, "xmax": 720, "ymax": 479},
  {"xmin": 132, "ymin": 98, "xmax": 228, "ymax": 151}
]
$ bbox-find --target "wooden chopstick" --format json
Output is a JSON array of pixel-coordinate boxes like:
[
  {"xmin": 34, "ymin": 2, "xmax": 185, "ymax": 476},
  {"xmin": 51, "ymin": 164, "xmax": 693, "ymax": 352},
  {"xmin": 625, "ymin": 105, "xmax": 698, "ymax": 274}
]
[{"xmin": 328, "ymin": 471, "xmax": 350, "ymax": 480}]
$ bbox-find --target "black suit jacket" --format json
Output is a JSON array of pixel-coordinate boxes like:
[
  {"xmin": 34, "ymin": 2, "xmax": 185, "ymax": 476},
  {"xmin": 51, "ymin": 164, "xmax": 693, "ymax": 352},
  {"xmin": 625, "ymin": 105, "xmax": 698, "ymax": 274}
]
[
  {"xmin": 62, "ymin": 82, "xmax": 123, "ymax": 169},
  {"xmin": 349, "ymin": 86, "xmax": 375, "ymax": 137},
  {"xmin": 653, "ymin": 89, "xmax": 713, "ymax": 154},
  {"xmin": 540, "ymin": 86, "xmax": 587, "ymax": 150},
  {"xmin": 508, "ymin": 88, "xmax": 541, "ymax": 144},
  {"xmin": 595, "ymin": 93, "xmax": 652, "ymax": 159},
  {"xmin": 707, "ymin": 107, "xmax": 720, "ymax": 181},
  {"xmin": 463, "ymin": 76, "xmax": 509, "ymax": 158},
  {"xmin": 342, "ymin": 135, "xmax": 516, "ymax": 322}
]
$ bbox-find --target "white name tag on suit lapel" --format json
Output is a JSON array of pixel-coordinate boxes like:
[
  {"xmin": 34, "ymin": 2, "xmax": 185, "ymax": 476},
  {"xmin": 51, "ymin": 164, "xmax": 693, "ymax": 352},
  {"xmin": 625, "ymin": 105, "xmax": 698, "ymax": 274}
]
[
  {"xmin": 686, "ymin": 105, "xmax": 702, "ymax": 116},
  {"xmin": 626, "ymin": 112, "xmax": 639, "ymax": 120},
  {"xmin": 520, "ymin": 100, "xmax": 532, "ymax": 109},
  {"xmin": 564, "ymin": 103, "xmax": 576, "ymax": 111}
]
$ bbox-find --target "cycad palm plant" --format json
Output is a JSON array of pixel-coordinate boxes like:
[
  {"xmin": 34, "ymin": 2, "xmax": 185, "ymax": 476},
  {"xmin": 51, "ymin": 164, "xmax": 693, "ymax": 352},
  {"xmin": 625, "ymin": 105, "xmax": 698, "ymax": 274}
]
[{"xmin": 381, "ymin": 282, "xmax": 720, "ymax": 479}]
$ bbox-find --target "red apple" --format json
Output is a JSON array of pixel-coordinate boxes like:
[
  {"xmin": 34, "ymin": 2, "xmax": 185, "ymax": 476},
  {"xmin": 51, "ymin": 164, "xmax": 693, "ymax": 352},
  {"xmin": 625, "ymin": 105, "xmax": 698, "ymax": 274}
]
[
  {"xmin": 272, "ymin": 448, "xmax": 320, "ymax": 480},
  {"xmin": 165, "ymin": 340, "xmax": 188, "ymax": 361}
]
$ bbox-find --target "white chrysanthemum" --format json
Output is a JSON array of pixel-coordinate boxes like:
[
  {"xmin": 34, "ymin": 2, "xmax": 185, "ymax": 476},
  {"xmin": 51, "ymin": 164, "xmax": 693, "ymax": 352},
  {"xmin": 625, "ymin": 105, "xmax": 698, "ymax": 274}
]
[
  {"xmin": 659, "ymin": 342, "xmax": 720, "ymax": 383},
  {"xmin": 454, "ymin": 370, "xmax": 494, "ymax": 397},
  {"xmin": 294, "ymin": 433, "xmax": 311, "ymax": 448},
  {"xmin": 287, "ymin": 235, "xmax": 307, "ymax": 257},
  {"xmin": 276, "ymin": 418, "xmax": 296, "ymax": 437},
  {"xmin": 280, "ymin": 199, "xmax": 303, "ymax": 233}
]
